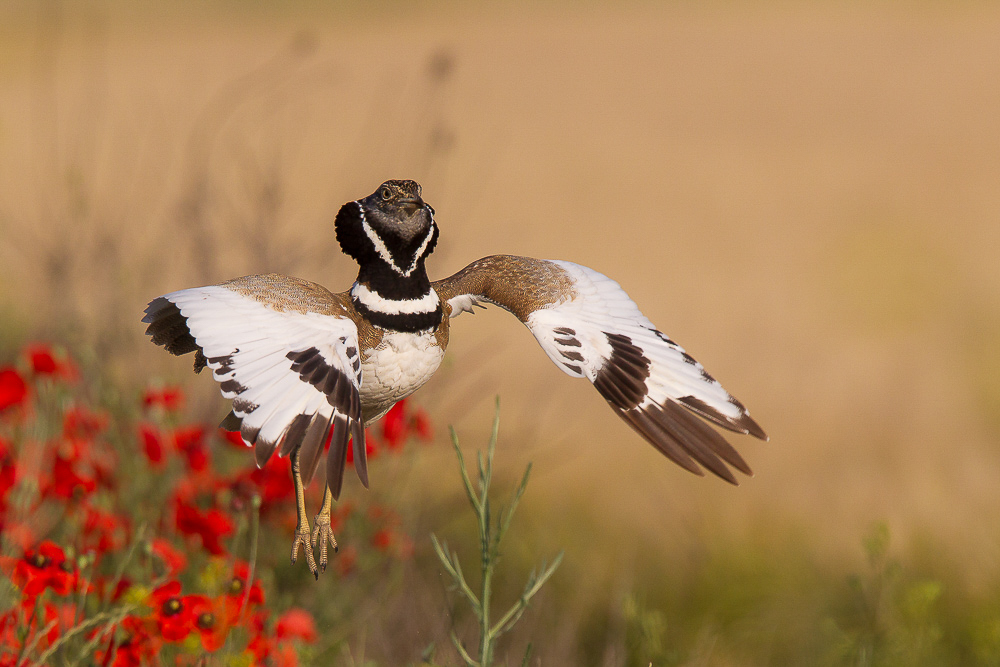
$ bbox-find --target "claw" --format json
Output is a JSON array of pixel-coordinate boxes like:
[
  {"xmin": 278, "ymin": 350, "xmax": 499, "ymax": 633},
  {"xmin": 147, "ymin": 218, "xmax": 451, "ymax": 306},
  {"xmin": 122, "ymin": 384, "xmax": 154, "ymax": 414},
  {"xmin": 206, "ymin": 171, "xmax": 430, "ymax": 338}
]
[
  {"xmin": 291, "ymin": 523, "xmax": 318, "ymax": 578},
  {"xmin": 311, "ymin": 513, "xmax": 339, "ymax": 573}
]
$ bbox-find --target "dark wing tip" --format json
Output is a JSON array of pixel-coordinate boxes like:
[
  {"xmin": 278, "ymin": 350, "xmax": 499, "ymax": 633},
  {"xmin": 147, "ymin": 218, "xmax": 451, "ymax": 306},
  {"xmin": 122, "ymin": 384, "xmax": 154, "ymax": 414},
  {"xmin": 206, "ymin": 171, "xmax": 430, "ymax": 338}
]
[
  {"xmin": 618, "ymin": 399, "xmax": 754, "ymax": 485},
  {"xmin": 352, "ymin": 425, "xmax": 369, "ymax": 489},
  {"xmin": 143, "ymin": 297, "xmax": 200, "ymax": 357},
  {"xmin": 254, "ymin": 436, "xmax": 278, "ymax": 469},
  {"xmin": 619, "ymin": 409, "xmax": 708, "ymax": 478},
  {"xmin": 219, "ymin": 411, "xmax": 243, "ymax": 432},
  {"xmin": 267, "ymin": 413, "xmax": 311, "ymax": 469},
  {"xmin": 677, "ymin": 395, "xmax": 768, "ymax": 443},
  {"xmin": 141, "ymin": 296, "xmax": 171, "ymax": 324},
  {"xmin": 285, "ymin": 348, "xmax": 365, "ymax": 493},
  {"xmin": 351, "ymin": 420, "xmax": 369, "ymax": 489},
  {"xmin": 326, "ymin": 416, "xmax": 350, "ymax": 500},
  {"xmin": 740, "ymin": 415, "xmax": 768, "ymax": 442}
]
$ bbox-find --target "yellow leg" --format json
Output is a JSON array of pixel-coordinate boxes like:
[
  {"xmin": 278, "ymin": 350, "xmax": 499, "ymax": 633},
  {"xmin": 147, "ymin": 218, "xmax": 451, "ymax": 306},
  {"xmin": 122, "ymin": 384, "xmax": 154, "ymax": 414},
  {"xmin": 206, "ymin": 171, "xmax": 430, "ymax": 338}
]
[
  {"xmin": 289, "ymin": 449, "xmax": 319, "ymax": 578},
  {"xmin": 311, "ymin": 485, "xmax": 339, "ymax": 573}
]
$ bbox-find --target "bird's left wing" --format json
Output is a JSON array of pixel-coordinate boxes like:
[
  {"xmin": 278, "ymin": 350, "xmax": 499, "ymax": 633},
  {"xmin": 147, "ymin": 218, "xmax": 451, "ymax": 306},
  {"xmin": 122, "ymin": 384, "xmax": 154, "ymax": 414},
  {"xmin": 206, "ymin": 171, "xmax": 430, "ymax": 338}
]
[
  {"xmin": 142, "ymin": 275, "xmax": 366, "ymax": 499},
  {"xmin": 434, "ymin": 255, "xmax": 767, "ymax": 484}
]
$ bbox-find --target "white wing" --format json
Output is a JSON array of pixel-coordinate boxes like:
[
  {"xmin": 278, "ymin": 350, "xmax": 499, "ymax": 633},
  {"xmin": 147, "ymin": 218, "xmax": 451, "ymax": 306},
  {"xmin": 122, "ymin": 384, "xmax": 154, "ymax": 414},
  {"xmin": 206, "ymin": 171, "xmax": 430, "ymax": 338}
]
[
  {"xmin": 143, "ymin": 283, "xmax": 366, "ymax": 498},
  {"xmin": 438, "ymin": 256, "xmax": 766, "ymax": 484},
  {"xmin": 526, "ymin": 261, "xmax": 767, "ymax": 483}
]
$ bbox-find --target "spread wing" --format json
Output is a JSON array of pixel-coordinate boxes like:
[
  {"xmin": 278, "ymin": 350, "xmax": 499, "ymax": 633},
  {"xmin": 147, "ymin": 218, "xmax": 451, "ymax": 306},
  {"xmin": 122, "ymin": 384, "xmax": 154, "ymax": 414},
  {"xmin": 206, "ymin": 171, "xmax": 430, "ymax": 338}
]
[
  {"xmin": 142, "ymin": 277, "xmax": 366, "ymax": 499},
  {"xmin": 434, "ymin": 256, "xmax": 767, "ymax": 484}
]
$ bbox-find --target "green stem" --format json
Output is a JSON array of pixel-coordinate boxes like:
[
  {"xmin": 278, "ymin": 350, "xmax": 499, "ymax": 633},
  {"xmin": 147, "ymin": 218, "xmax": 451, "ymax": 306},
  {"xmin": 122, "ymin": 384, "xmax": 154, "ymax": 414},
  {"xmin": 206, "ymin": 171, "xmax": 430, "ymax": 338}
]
[
  {"xmin": 435, "ymin": 398, "xmax": 561, "ymax": 667},
  {"xmin": 29, "ymin": 605, "xmax": 136, "ymax": 667},
  {"xmin": 480, "ymin": 541, "xmax": 493, "ymax": 665}
]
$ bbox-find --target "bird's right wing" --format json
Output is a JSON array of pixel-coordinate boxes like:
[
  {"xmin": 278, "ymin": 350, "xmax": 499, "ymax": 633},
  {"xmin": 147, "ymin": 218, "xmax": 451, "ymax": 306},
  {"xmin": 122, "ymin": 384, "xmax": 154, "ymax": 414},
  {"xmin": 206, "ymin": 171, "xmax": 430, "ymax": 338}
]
[
  {"xmin": 142, "ymin": 275, "xmax": 366, "ymax": 499},
  {"xmin": 433, "ymin": 255, "xmax": 767, "ymax": 484}
]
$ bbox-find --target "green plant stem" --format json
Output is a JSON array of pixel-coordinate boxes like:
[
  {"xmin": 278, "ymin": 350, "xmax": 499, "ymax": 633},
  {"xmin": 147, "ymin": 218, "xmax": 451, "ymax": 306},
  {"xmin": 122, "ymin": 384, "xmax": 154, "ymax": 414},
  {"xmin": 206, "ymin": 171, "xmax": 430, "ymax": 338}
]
[
  {"xmin": 479, "ymin": 546, "xmax": 493, "ymax": 665},
  {"xmin": 433, "ymin": 399, "xmax": 562, "ymax": 667},
  {"xmin": 451, "ymin": 630, "xmax": 479, "ymax": 667},
  {"xmin": 29, "ymin": 605, "xmax": 136, "ymax": 667},
  {"xmin": 240, "ymin": 493, "xmax": 262, "ymax": 619},
  {"xmin": 491, "ymin": 552, "xmax": 564, "ymax": 638}
]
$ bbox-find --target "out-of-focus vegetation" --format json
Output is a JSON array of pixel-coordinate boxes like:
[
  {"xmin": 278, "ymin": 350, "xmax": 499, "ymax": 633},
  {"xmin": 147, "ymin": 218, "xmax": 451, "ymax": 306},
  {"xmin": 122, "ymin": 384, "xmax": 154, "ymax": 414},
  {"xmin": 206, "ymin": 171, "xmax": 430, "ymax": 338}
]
[
  {"xmin": 2, "ymin": 1, "xmax": 1000, "ymax": 664},
  {"xmin": 5, "ymin": 346, "xmax": 1000, "ymax": 665},
  {"xmin": 0, "ymin": 344, "xmax": 434, "ymax": 665},
  {"xmin": 430, "ymin": 404, "xmax": 563, "ymax": 667}
]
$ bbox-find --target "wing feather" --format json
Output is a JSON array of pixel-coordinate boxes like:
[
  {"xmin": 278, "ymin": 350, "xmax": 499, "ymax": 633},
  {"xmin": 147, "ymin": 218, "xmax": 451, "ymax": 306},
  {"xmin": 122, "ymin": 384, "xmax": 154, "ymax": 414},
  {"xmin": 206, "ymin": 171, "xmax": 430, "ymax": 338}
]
[
  {"xmin": 142, "ymin": 281, "xmax": 366, "ymax": 498},
  {"xmin": 435, "ymin": 256, "xmax": 766, "ymax": 484}
]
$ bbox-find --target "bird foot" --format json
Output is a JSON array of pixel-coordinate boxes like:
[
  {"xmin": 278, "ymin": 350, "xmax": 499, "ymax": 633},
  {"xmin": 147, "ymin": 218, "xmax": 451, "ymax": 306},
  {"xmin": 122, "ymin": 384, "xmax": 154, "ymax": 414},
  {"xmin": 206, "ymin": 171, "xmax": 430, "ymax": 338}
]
[
  {"xmin": 290, "ymin": 522, "xmax": 319, "ymax": 579},
  {"xmin": 311, "ymin": 512, "xmax": 339, "ymax": 573}
]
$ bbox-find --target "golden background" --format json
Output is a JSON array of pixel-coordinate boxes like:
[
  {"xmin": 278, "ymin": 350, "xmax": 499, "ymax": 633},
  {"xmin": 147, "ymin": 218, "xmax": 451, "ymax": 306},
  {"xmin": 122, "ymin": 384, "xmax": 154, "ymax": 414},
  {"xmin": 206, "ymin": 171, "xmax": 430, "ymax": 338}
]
[{"xmin": 2, "ymin": 1, "xmax": 999, "ymax": 662}]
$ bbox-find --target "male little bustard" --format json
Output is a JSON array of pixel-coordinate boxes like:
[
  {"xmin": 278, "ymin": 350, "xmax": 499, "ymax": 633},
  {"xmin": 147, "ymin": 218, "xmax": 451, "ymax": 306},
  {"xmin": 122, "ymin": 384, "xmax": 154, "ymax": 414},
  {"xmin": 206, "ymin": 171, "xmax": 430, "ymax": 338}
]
[{"xmin": 143, "ymin": 180, "xmax": 767, "ymax": 576}]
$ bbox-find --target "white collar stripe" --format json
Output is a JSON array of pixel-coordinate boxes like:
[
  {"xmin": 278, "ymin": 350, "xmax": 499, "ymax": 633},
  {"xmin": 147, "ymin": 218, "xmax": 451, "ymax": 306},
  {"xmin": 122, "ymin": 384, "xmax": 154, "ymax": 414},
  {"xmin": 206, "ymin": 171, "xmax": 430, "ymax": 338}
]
[
  {"xmin": 407, "ymin": 210, "xmax": 436, "ymax": 275},
  {"xmin": 356, "ymin": 201, "xmax": 436, "ymax": 278},
  {"xmin": 351, "ymin": 283, "xmax": 440, "ymax": 315},
  {"xmin": 357, "ymin": 201, "xmax": 405, "ymax": 275}
]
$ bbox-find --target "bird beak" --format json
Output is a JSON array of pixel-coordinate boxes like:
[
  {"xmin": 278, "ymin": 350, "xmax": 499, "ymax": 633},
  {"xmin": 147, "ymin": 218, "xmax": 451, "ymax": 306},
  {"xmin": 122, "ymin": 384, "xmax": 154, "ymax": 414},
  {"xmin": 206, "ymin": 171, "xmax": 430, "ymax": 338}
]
[{"xmin": 399, "ymin": 196, "xmax": 424, "ymax": 211}]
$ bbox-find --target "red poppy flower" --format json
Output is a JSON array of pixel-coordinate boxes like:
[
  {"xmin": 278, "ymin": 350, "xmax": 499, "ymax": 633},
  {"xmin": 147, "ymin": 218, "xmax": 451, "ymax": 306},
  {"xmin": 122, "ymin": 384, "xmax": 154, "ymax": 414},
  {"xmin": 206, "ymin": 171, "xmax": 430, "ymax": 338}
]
[
  {"xmin": 0, "ymin": 608, "xmax": 21, "ymax": 654},
  {"xmin": 94, "ymin": 614, "xmax": 158, "ymax": 667},
  {"xmin": 173, "ymin": 500, "xmax": 234, "ymax": 556},
  {"xmin": 173, "ymin": 425, "xmax": 208, "ymax": 472},
  {"xmin": 142, "ymin": 386, "xmax": 184, "ymax": 412},
  {"xmin": 150, "ymin": 538, "xmax": 187, "ymax": 577},
  {"xmin": 11, "ymin": 541, "xmax": 77, "ymax": 599},
  {"xmin": 24, "ymin": 344, "xmax": 78, "ymax": 382},
  {"xmin": 80, "ymin": 504, "xmax": 129, "ymax": 554},
  {"xmin": 186, "ymin": 594, "xmax": 230, "ymax": 651},
  {"xmin": 381, "ymin": 401, "xmax": 409, "ymax": 449},
  {"xmin": 25, "ymin": 344, "xmax": 58, "ymax": 375},
  {"xmin": 412, "ymin": 407, "xmax": 433, "ymax": 440},
  {"xmin": 345, "ymin": 430, "xmax": 378, "ymax": 463},
  {"xmin": 0, "ymin": 602, "xmax": 73, "ymax": 657},
  {"xmin": 138, "ymin": 423, "xmax": 166, "ymax": 467},
  {"xmin": 0, "ymin": 437, "xmax": 16, "ymax": 517},
  {"xmin": 275, "ymin": 608, "xmax": 318, "ymax": 644},
  {"xmin": 274, "ymin": 644, "xmax": 300, "ymax": 667},
  {"xmin": 224, "ymin": 560, "xmax": 265, "ymax": 623},
  {"xmin": 220, "ymin": 428, "xmax": 247, "ymax": 448},
  {"xmin": 246, "ymin": 456, "xmax": 294, "ymax": 505},
  {"xmin": 371, "ymin": 528, "xmax": 393, "ymax": 552},
  {"xmin": 47, "ymin": 453, "xmax": 97, "ymax": 499},
  {"xmin": 39, "ymin": 602, "xmax": 75, "ymax": 648},
  {"xmin": 246, "ymin": 612, "xmax": 276, "ymax": 663},
  {"xmin": 247, "ymin": 609, "xmax": 300, "ymax": 667},
  {"xmin": 88, "ymin": 448, "xmax": 118, "ymax": 491},
  {"xmin": 149, "ymin": 581, "xmax": 194, "ymax": 642},
  {"xmin": 63, "ymin": 405, "xmax": 108, "ymax": 439},
  {"xmin": 55, "ymin": 429, "xmax": 89, "ymax": 459},
  {"xmin": 0, "ymin": 367, "xmax": 28, "ymax": 413},
  {"xmin": 94, "ymin": 616, "xmax": 160, "ymax": 667}
]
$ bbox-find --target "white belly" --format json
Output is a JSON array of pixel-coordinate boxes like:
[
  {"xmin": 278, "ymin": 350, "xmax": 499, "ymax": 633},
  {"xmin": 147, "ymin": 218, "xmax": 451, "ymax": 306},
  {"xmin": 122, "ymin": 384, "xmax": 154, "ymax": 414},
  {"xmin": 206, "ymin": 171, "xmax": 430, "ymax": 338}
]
[{"xmin": 360, "ymin": 330, "xmax": 445, "ymax": 422}]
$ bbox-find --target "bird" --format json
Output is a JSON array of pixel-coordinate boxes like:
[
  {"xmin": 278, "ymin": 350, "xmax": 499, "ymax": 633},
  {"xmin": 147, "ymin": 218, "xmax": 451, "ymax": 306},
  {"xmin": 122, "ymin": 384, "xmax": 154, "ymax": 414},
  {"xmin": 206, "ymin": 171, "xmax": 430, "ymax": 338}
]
[{"xmin": 143, "ymin": 179, "xmax": 767, "ymax": 577}]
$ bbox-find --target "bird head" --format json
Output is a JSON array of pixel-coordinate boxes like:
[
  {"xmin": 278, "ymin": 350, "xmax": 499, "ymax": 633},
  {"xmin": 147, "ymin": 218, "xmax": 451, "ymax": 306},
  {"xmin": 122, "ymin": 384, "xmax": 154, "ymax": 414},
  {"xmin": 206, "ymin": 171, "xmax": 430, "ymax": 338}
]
[
  {"xmin": 360, "ymin": 180, "xmax": 431, "ymax": 243},
  {"xmin": 335, "ymin": 180, "xmax": 439, "ymax": 277}
]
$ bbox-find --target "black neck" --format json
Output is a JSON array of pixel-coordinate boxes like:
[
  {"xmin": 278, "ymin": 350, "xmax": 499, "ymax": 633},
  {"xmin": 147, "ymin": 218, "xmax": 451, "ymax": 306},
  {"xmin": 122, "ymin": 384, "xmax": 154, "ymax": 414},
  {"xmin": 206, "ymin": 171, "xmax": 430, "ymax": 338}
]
[
  {"xmin": 357, "ymin": 261, "xmax": 431, "ymax": 301},
  {"xmin": 336, "ymin": 198, "xmax": 444, "ymax": 332}
]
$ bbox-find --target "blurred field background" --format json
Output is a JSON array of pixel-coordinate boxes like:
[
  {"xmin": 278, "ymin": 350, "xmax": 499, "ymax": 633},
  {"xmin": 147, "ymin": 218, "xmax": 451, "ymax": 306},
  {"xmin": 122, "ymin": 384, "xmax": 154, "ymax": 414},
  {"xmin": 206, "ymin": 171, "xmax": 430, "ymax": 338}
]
[{"xmin": 2, "ymin": 0, "xmax": 1000, "ymax": 664}]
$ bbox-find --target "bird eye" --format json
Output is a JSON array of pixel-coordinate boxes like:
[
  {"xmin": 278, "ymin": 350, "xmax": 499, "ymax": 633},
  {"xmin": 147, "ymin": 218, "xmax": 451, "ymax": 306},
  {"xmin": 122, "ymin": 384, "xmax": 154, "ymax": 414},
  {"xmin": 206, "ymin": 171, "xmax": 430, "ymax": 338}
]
[{"xmin": 380, "ymin": 187, "xmax": 391, "ymax": 200}]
